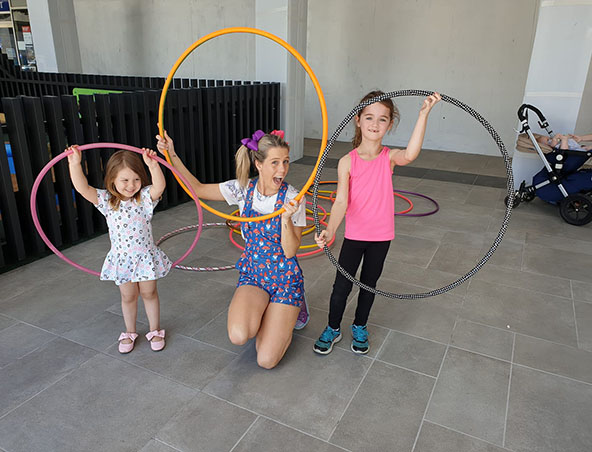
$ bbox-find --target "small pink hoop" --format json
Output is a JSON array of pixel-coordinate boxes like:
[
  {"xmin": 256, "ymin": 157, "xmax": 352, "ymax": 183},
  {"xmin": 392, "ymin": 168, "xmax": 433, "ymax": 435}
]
[{"xmin": 30, "ymin": 143, "xmax": 203, "ymax": 277}]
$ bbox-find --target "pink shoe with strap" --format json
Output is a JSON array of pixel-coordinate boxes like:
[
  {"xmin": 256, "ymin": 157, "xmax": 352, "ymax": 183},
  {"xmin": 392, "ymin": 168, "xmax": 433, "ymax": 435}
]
[
  {"xmin": 118, "ymin": 332, "xmax": 139, "ymax": 354},
  {"xmin": 146, "ymin": 329, "xmax": 166, "ymax": 351}
]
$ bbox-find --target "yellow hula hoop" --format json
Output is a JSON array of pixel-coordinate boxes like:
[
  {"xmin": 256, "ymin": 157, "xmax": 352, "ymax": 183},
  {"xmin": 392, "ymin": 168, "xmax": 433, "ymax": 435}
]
[{"xmin": 158, "ymin": 27, "xmax": 328, "ymax": 222}]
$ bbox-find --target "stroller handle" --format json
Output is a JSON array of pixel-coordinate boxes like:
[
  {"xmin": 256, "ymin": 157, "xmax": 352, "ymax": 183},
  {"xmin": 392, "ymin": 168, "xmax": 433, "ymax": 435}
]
[{"xmin": 517, "ymin": 104, "xmax": 550, "ymax": 130}]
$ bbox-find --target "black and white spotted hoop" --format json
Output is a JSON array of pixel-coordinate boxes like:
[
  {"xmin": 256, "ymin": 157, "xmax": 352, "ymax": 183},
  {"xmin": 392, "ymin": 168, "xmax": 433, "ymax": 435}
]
[{"xmin": 312, "ymin": 90, "xmax": 514, "ymax": 299}]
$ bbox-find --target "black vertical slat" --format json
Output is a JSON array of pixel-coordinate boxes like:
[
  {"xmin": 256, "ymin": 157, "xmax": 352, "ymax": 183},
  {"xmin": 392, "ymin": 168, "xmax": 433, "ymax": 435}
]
[
  {"xmin": 265, "ymin": 83, "xmax": 272, "ymax": 129},
  {"xmin": 2, "ymin": 98, "xmax": 45, "ymax": 256},
  {"xmin": 255, "ymin": 84, "xmax": 264, "ymax": 130},
  {"xmin": 135, "ymin": 90, "xmax": 153, "ymax": 149},
  {"xmin": 229, "ymin": 85, "xmax": 240, "ymax": 177},
  {"xmin": 204, "ymin": 88, "xmax": 222, "ymax": 181},
  {"xmin": 237, "ymin": 85, "xmax": 247, "ymax": 147},
  {"xmin": 164, "ymin": 89, "xmax": 180, "ymax": 206},
  {"xmin": 194, "ymin": 88, "xmax": 207, "ymax": 183},
  {"xmin": 219, "ymin": 87, "xmax": 231, "ymax": 179},
  {"xmin": 95, "ymin": 94, "xmax": 115, "ymax": 164},
  {"xmin": 185, "ymin": 89, "xmax": 198, "ymax": 177},
  {"xmin": 22, "ymin": 96, "xmax": 63, "ymax": 247},
  {"xmin": 245, "ymin": 84, "xmax": 254, "ymax": 136},
  {"xmin": 177, "ymin": 89, "xmax": 194, "ymax": 193},
  {"xmin": 0, "ymin": 126, "xmax": 26, "ymax": 262},
  {"xmin": 272, "ymin": 82, "xmax": 280, "ymax": 129},
  {"xmin": 122, "ymin": 93, "xmax": 140, "ymax": 146},
  {"xmin": 109, "ymin": 93, "xmax": 127, "ymax": 144},
  {"xmin": 64, "ymin": 95, "xmax": 100, "ymax": 235},
  {"xmin": 42, "ymin": 96, "xmax": 78, "ymax": 243}
]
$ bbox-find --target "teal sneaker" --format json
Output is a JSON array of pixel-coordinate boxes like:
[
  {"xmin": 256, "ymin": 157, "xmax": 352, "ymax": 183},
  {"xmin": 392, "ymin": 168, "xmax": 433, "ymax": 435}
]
[
  {"xmin": 313, "ymin": 326, "xmax": 342, "ymax": 354},
  {"xmin": 351, "ymin": 324, "xmax": 369, "ymax": 354}
]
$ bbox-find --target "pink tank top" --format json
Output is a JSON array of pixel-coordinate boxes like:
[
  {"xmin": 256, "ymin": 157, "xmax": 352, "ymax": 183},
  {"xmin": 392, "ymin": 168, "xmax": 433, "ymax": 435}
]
[{"xmin": 345, "ymin": 147, "xmax": 394, "ymax": 241}]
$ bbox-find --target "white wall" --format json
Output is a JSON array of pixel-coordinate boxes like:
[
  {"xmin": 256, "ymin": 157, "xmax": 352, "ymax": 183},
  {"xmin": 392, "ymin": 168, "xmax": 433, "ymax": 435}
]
[
  {"xmin": 72, "ymin": 0, "xmax": 257, "ymax": 80},
  {"xmin": 304, "ymin": 0, "xmax": 539, "ymax": 156}
]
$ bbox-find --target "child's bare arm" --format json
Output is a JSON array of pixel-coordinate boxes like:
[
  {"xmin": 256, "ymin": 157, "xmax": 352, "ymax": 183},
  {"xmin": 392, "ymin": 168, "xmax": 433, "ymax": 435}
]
[
  {"xmin": 390, "ymin": 93, "xmax": 441, "ymax": 166},
  {"xmin": 142, "ymin": 148, "xmax": 166, "ymax": 201},
  {"xmin": 67, "ymin": 145, "xmax": 98, "ymax": 205}
]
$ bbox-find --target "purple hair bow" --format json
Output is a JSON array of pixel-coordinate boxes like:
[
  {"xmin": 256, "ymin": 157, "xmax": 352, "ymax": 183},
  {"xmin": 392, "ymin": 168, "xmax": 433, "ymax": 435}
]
[{"xmin": 241, "ymin": 130, "xmax": 266, "ymax": 151}]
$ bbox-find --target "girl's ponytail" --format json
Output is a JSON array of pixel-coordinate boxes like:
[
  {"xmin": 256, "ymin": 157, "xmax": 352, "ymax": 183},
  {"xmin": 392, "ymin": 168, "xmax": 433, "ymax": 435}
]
[{"xmin": 235, "ymin": 144, "xmax": 251, "ymax": 188}]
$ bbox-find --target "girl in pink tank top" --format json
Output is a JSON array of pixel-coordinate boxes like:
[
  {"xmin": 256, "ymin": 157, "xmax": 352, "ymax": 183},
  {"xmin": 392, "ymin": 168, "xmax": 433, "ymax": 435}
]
[{"xmin": 313, "ymin": 90, "xmax": 441, "ymax": 355}]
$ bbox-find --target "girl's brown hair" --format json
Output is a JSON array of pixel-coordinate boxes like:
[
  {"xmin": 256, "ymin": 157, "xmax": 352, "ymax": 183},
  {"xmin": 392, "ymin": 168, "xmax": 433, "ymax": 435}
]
[
  {"xmin": 352, "ymin": 90, "xmax": 400, "ymax": 149},
  {"xmin": 103, "ymin": 150, "xmax": 150, "ymax": 210},
  {"xmin": 234, "ymin": 133, "xmax": 290, "ymax": 188}
]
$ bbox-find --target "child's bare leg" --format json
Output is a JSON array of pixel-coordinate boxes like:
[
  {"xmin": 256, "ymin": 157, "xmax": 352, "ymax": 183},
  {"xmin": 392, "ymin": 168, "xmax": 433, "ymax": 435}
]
[
  {"xmin": 139, "ymin": 280, "xmax": 162, "ymax": 342},
  {"xmin": 255, "ymin": 303, "xmax": 299, "ymax": 369},
  {"xmin": 227, "ymin": 285, "xmax": 269, "ymax": 345},
  {"xmin": 120, "ymin": 282, "xmax": 139, "ymax": 343}
]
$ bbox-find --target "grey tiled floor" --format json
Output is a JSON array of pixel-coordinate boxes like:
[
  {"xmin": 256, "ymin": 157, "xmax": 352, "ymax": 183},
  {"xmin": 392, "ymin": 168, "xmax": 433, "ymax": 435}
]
[{"xmin": 2, "ymin": 140, "xmax": 592, "ymax": 451}]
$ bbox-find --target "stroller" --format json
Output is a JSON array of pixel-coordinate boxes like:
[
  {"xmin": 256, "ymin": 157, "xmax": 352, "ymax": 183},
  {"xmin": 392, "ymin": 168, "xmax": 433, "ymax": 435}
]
[{"xmin": 508, "ymin": 104, "xmax": 592, "ymax": 226}]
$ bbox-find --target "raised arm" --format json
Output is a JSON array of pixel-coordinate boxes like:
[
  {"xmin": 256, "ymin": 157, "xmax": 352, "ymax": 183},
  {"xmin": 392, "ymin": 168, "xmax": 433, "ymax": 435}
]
[
  {"xmin": 315, "ymin": 154, "xmax": 350, "ymax": 248},
  {"xmin": 142, "ymin": 148, "xmax": 166, "ymax": 201},
  {"xmin": 390, "ymin": 93, "xmax": 441, "ymax": 167},
  {"xmin": 67, "ymin": 145, "xmax": 98, "ymax": 205},
  {"xmin": 155, "ymin": 130, "xmax": 225, "ymax": 201}
]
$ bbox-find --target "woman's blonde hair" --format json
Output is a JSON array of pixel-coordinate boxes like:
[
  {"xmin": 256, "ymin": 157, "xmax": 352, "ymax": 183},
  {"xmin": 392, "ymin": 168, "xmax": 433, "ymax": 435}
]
[
  {"xmin": 103, "ymin": 150, "xmax": 150, "ymax": 210},
  {"xmin": 235, "ymin": 133, "xmax": 289, "ymax": 188},
  {"xmin": 352, "ymin": 90, "xmax": 400, "ymax": 149}
]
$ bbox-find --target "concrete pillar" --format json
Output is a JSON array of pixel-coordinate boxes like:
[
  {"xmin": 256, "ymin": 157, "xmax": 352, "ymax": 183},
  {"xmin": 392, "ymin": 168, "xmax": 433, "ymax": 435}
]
[
  {"xmin": 255, "ymin": 0, "xmax": 307, "ymax": 161},
  {"xmin": 27, "ymin": 0, "xmax": 82, "ymax": 73},
  {"xmin": 512, "ymin": 0, "xmax": 592, "ymax": 188}
]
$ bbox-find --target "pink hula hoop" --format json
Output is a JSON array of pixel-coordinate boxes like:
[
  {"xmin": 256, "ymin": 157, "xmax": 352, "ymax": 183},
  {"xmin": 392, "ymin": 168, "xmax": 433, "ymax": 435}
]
[{"xmin": 30, "ymin": 143, "xmax": 203, "ymax": 276}]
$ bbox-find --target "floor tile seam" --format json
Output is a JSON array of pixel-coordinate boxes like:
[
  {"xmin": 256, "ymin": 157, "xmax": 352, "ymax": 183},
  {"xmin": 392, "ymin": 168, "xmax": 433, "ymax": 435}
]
[
  {"xmin": 422, "ymin": 420, "xmax": 517, "ymax": 452},
  {"xmin": 202, "ymin": 392, "xmax": 352, "ymax": 450},
  {"xmin": 474, "ymin": 263, "xmax": 573, "ymax": 297},
  {"xmin": 0, "ymin": 364, "xmax": 79, "ymax": 423},
  {"xmin": 572, "ymin": 299, "xmax": 580, "ymax": 349},
  {"xmin": 374, "ymin": 326, "xmax": 449, "ymax": 348},
  {"xmin": 94, "ymin": 349, "xmax": 202, "ymax": 393},
  {"xmin": 228, "ymin": 416, "xmax": 260, "ymax": 452},
  {"xmin": 372, "ymin": 357, "xmax": 438, "ymax": 380},
  {"xmin": 457, "ymin": 318, "xmax": 583, "ymax": 354},
  {"xmin": 191, "ymin": 309, "xmax": 226, "ymax": 337},
  {"xmin": 512, "ymin": 330, "xmax": 588, "ymax": 354},
  {"xmin": 502, "ymin": 333, "xmax": 516, "ymax": 447},
  {"xmin": 181, "ymin": 333, "xmax": 240, "ymax": 356},
  {"xmin": 0, "ymin": 336, "xmax": 67, "ymax": 370},
  {"xmin": 411, "ymin": 335, "xmax": 451, "ymax": 452},
  {"xmin": 326, "ymin": 330, "xmax": 393, "ymax": 442},
  {"xmin": 447, "ymin": 343, "xmax": 513, "ymax": 364},
  {"xmin": 512, "ymin": 362, "xmax": 592, "ymax": 387},
  {"xmin": 151, "ymin": 437, "xmax": 184, "ymax": 452}
]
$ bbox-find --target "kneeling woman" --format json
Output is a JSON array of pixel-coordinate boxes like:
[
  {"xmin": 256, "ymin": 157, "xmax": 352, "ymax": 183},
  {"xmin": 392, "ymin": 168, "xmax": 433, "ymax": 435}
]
[{"xmin": 156, "ymin": 130, "xmax": 306, "ymax": 369}]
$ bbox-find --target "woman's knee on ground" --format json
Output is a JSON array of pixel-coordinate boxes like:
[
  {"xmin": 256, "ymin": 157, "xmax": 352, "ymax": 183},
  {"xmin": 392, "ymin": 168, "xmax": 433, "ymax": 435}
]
[
  {"xmin": 256, "ymin": 336, "xmax": 292, "ymax": 369},
  {"xmin": 228, "ymin": 323, "xmax": 251, "ymax": 345}
]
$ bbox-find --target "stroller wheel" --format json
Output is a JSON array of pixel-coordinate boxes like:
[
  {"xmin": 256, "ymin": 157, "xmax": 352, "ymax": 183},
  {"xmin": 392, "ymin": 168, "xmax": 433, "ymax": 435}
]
[
  {"xmin": 505, "ymin": 194, "xmax": 520, "ymax": 208},
  {"xmin": 559, "ymin": 194, "xmax": 592, "ymax": 226}
]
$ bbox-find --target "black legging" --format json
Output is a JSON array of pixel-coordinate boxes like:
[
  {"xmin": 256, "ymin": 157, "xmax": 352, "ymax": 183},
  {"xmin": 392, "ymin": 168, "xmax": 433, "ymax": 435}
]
[{"xmin": 328, "ymin": 238, "xmax": 391, "ymax": 329}]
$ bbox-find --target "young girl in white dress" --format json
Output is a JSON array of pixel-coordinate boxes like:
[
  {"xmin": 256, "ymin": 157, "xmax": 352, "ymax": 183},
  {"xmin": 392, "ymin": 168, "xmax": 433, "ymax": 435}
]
[{"xmin": 67, "ymin": 146, "xmax": 171, "ymax": 353}]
